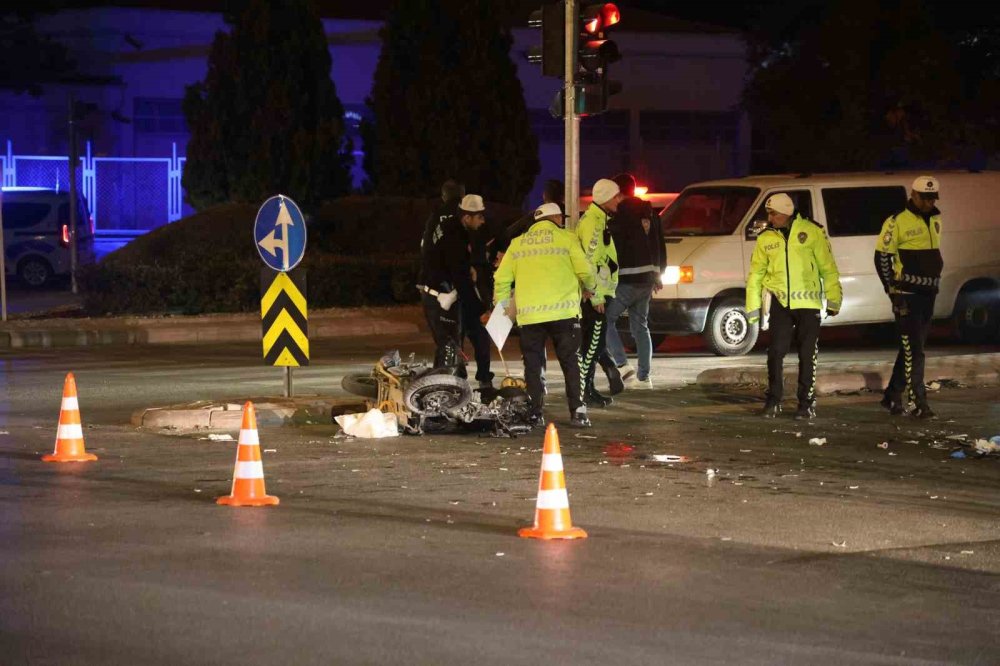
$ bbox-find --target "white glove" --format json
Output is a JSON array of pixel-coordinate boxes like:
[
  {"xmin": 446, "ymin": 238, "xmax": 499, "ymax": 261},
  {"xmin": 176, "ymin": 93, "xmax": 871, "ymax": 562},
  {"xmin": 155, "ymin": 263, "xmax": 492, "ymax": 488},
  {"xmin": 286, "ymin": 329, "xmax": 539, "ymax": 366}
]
[{"xmin": 437, "ymin": 290, "xmax": 458, "ymax": 311}]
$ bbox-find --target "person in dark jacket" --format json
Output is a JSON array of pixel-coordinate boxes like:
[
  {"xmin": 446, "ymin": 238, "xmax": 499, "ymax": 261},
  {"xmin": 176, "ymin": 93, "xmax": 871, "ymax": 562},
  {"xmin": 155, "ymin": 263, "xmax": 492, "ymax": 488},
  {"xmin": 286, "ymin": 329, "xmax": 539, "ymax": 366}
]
[
  {"xmin": 418, "ymin": 194, "xmax": 486, "ymax": 374},
  {"xmin": 420, "ymin": 179, "xmax": 465, "ymax": 258},
  {"xmin": 464, "ymin": 209, "xmax": 511, "ymax": 388},
  {"xmin": 604, "ymin": 173, "xmax": 667, "ymax": 390},
  {"xmin": 508, "ymin": 179, "xmax": 564, "ymax": 240}
]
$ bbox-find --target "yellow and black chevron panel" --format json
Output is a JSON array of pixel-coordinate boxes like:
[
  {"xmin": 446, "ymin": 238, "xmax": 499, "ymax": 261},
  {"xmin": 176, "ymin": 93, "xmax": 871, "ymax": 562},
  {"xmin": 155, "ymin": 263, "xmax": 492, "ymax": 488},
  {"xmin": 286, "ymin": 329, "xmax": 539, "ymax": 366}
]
[{"xmin": 260, "ymin": 269, "xmax": 309, "ymax": 367}]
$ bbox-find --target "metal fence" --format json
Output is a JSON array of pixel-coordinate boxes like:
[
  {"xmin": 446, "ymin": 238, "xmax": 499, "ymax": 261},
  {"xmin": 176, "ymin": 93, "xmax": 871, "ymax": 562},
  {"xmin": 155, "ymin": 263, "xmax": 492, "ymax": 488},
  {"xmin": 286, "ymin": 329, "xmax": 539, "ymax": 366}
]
[{"xmin": 2, "ymin": 140, "xmax": 185, "ymax": 234}]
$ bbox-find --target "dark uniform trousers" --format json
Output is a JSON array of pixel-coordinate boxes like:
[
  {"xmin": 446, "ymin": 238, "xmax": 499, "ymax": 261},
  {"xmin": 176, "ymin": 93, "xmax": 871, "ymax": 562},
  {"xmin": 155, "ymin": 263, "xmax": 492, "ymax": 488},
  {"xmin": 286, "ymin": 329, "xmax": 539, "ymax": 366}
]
[
  {"xmin": 461, "ymin": 300, "xmax": 493, "ymax": 384},
  {"xmin": 421, "ymin": 292, "xmax": 465, "ymax": 375},
  {"xmin": 519, "ymin": 318, "xmax": 584, "ymax": 417},
  {"xmin": 767, "ymin": 299, "xmax": 820, "ymax": 404},
  {"xmin": 580, "ymin": 297, "xmax": 617, "ymax": 396},
  {"xmin": 886, "ymin": 292, "xmax": 935, "ymax": 405}
]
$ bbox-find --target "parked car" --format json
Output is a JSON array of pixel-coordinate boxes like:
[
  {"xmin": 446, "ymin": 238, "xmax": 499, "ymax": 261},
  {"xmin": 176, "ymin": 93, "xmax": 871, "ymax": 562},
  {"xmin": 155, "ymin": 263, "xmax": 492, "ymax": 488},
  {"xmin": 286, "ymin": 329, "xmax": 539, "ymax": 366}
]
[
  {"xmin": 651, "ymin": 171, "xmax": 1000, "ymax": 355},
  {"xmin": 1, "ymin": 187, "xmax": 95, "ymax": 287}
]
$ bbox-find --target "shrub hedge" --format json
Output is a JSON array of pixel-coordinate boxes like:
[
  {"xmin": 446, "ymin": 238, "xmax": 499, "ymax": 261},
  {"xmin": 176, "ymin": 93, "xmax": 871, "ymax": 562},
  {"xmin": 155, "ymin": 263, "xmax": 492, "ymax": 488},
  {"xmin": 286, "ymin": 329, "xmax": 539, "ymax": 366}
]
[{"xmin": 80, "ymin": 195, "xmax": 520, "ymax": 315}]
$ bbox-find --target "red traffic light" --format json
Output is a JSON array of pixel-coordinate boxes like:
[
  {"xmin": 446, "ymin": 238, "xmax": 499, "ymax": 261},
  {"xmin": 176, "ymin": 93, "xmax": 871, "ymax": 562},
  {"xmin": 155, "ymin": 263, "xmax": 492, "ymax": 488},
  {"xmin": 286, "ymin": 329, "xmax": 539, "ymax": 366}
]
[
  {"xmin": 581, "ymin": 3, "xmax": 619, "ymax": 34},
  {"xmin": 601, "ymin": 3, "xmax": 620, "ymax": 28}
]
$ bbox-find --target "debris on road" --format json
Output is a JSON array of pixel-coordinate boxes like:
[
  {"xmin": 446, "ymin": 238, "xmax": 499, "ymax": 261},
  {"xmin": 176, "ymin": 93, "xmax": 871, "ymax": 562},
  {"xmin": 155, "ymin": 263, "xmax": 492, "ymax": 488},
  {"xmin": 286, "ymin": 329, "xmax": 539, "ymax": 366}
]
[
  {"xmin": 334, "ymin": 409, "xmax": 399, "ymax": 438},
  {"xmin": 972, "ymin": 438, "xmax": 1000, "ymax": 455},
  {"xmin": 652, "ymin": 454, "xmax": 689, "ymax": 463},
  {"xmin": 201, "ymin": 433, "xmax": 234, "ymax": 441},
  {"xmin": 832, "ymin": 540, "xmax": 847, "ymax": 548},
  {"xmin": 946, "ymin": 434, "xmax": 968, "ymax": 441},
  {"xmin": 878, "ymin": 441, "xmax": 889, "ymax": 449},
  {"xmin": 706, "ymin": 468, "xmax": 717, "ymax": 477},
  {"xmin": 951, "ymin": 450, "xmax": 967, "ymax": 459},
  {"xmin": 574, "ymin": 433, "xmax": 597, "ymax": 439},
  {"xmin": 808, "ymin": 437, "xmax": 826, "ymax": 446}
]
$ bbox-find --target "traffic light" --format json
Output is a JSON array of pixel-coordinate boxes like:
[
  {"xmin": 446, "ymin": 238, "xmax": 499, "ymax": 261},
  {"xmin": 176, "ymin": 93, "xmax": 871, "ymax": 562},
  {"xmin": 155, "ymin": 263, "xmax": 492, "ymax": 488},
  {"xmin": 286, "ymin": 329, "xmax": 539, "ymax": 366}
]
[
  {"xmin": 528, "ymin": 3, "xmax": 565, "ymax": 78},
  {"xmin": 577, "ymin": 3, "xmax": 622, "ymax": 115}
]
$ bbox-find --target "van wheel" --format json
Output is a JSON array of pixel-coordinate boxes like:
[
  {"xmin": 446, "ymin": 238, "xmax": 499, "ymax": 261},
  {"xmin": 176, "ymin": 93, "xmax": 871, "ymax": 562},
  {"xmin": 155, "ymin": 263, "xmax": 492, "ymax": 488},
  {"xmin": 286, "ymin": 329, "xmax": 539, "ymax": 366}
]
[
  {"xmin": 17, "ymin": 257, "xmax": 53, "ymax": 288},
  {"xmin": 955, "ymin": 290, "xmax": 999, "ymax": 344},
  {"xmin": 703, "ymin": 296, "xmax": 759, "ymax": 356}
]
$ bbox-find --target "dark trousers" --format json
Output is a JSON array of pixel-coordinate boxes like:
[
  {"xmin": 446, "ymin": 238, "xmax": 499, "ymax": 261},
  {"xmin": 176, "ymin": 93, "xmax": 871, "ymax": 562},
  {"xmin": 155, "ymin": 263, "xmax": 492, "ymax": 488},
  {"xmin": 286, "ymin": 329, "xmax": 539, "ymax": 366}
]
[
  {"xmin": 580, "ymin": 298, "xmax": 617, "ymax": 396},
  {"xmin": 461, "ymin": 302, "xmax": 493, "ymax": 383},
  {"xmin": 421, "ymin": 293, "xmax": 465, "ymax": 375},
  {"xmin": 520, "ymin": 317, "xmax": 584, "ymax": 417},
  {"xmin": 767, "ymin": 300, "xmax": 821, "ymax": 404},
  {"xmin": 886, "ymin": 293, "xmax": 935, "ymax": 405}
]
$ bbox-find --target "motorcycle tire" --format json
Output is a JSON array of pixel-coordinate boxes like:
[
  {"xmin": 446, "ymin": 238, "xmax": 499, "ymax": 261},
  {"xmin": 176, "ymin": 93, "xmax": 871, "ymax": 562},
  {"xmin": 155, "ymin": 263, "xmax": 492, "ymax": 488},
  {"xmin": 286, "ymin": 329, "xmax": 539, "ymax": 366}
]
[
  {"xmin": 341, "ymin": 373, "xmax": 379, "ymax": 399},
  {"xmin": 403, "ymin": 373, "xmax": 473, "ymax": 416}
]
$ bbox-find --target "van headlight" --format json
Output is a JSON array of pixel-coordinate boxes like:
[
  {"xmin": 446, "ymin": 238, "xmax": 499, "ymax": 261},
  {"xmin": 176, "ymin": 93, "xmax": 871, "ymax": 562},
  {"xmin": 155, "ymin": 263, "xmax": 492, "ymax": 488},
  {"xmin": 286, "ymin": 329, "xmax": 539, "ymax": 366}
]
[{"xmin": 661, "ymin": 265, "xmax": 693, "ymax": 285}]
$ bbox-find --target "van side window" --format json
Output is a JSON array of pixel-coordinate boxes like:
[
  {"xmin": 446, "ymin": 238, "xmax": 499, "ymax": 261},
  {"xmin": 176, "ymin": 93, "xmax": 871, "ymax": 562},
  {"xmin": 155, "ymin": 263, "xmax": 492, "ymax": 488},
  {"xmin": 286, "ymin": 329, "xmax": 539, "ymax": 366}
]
[
  {"xmin": 821, "ymin": 186, "xmax": 907, "ymax": 237},
  {"xmin": 748, "ymin": 190, "xmax": 813, "ymax": 227},
  {"xmin": 1, "ymin": 202, "xmax": 51, "ymax": 230}
]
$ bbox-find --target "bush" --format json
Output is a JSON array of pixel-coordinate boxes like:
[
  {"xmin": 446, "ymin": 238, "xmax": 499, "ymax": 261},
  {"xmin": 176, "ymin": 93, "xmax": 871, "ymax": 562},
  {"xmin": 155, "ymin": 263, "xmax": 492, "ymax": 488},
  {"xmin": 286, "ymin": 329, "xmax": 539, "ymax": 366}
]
[{"xmin": 80, "ymin": 195, "xmax": 518, "ymax": 315}]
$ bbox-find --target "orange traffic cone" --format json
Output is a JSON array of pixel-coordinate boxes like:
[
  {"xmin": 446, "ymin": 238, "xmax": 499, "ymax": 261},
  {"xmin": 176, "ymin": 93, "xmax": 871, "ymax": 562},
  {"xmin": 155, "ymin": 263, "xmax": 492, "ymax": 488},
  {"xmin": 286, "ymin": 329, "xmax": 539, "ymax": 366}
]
[
  {"xmin": 519, "ymin": 423, "xmax": 587, "ymax": 540},
  {"xmin": 42, "ymin": 372, "xmax": 97, "ymax": 463},
  {"xmin": 217, "ymin": 401, "xmax": 279, "ymax": 507}
]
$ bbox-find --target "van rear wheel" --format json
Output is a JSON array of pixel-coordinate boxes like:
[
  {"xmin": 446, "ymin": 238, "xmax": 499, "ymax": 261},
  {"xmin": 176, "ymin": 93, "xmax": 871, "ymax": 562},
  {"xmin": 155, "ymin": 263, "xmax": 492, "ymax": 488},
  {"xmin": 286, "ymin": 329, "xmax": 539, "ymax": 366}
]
[
  {"xmin": 17, "ymin": 257, "xmax": 53, "ymax": 288},
  {"xmin": 703, "ymin": 296, "xmax": 759, "ymax": 356}
]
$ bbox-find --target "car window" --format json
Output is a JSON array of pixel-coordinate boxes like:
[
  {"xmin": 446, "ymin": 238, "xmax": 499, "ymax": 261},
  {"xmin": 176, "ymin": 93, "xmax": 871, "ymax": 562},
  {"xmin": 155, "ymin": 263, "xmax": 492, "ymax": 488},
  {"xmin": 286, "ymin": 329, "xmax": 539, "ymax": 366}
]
[
  {"xmin": 747, "ymin": 190, "xmax": 813, "ymax": 231},
  {"xmin": 821, "ymin": 186, "xmax": 907, "ymax": 237},
  {"xmin": 661, "ymin": 187, "xmax": 760, "ymax": 236},
  {"xmin": 1, "ymin": 202, "xmax": 53, "ymax": 231}
]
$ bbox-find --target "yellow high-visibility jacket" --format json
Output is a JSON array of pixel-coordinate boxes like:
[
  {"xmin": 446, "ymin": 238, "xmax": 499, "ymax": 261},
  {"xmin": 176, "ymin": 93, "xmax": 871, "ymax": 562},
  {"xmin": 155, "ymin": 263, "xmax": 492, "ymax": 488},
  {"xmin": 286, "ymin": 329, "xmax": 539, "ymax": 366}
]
[
  {"xmin": 576, "ymin": 203, "xmax": 618, "ymax": 301},
  {"xmin": 746, "ymin": 214, "xmax": 843, "ymax": 322},
  {"xmin": 494, "ymin": 219, "xmax": 597, "ymax": 326}
]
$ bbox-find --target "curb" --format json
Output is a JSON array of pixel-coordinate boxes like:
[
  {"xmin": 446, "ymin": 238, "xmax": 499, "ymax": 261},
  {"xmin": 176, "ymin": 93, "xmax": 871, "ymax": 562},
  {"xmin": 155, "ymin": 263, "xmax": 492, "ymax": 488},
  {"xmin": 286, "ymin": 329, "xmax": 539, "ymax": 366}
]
[
  {"xmin": 131, "ymin": 397, "xmax": 369, "ymax": 431},
  {"xmin": 0, "ymin": 306, "xmax": 422, "ymax": 349},
  {"xmin": 696, "ymin": 353, "xmax": 1000, "ymax": 395}
]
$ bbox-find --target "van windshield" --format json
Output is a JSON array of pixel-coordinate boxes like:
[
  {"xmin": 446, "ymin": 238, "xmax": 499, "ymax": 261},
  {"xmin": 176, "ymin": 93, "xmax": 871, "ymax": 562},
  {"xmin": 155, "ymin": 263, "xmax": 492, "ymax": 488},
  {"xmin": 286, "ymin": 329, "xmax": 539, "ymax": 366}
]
[{"xmin": 660, "ymin": 186, "xmax": 760, "ymax": 236}]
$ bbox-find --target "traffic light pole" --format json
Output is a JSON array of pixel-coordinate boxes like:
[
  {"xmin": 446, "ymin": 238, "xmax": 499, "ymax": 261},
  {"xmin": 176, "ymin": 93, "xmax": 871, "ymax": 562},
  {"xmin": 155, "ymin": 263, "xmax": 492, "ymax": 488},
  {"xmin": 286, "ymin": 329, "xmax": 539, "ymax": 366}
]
[
  {"xmin": 564, "ymin": 0, "xmax": 580, "ymax": 230},
  {"xmin": 68, "ymin": 94, "xmax": 79, "ymax": 295}
]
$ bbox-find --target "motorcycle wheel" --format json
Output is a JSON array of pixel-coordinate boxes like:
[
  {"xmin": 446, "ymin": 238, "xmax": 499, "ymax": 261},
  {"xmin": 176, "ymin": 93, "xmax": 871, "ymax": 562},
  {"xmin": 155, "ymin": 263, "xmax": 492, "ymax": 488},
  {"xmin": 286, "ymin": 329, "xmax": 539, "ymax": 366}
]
[
  {"xmin": 341, "ymin": 373, "xmax": 379, "ymax": 399},
  {"xmin": 403, "ymin": 374, "xmax": 473, "ymax": 416}
]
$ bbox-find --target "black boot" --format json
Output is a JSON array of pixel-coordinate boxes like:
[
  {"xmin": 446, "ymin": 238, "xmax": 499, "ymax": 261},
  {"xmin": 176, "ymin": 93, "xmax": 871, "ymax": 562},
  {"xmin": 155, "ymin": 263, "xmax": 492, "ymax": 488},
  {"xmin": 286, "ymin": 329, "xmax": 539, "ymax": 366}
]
[
  {"xmin": 879, "ymin": 394, "xmax": 905, "ymax": 416},
  {"xmin": 760, "ymin": 398, "xmax": 782, "ymax": 418},
  {"xmin": 569, "ymin": 408, "xmax": 592, "ymax": 428},
  {"xmin": 601, "ymin": 358, "xmax": 625, "ymax": 395},
  {"xmin": 794, "ymin": 402, "xmax": 816, "ymax": 420},
  {"xmin": 584, "ymin": 384, "xmax": 613, "ymax": 408},
  {"xmin": 912, "ymin": 402, "xmax": 936, "ymax": 419}
]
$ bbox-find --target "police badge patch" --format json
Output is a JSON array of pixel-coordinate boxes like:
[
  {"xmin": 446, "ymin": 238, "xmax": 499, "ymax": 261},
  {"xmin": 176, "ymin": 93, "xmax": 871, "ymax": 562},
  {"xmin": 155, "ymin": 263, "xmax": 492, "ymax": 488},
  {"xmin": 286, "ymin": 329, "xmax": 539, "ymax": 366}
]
[
  {"xmin": 882, "ymin": 231, "xmax": 892, "ymax": 246},
  {"xmin": 797, "ymin": 232, "xmax": 807, "ymax": 244}
]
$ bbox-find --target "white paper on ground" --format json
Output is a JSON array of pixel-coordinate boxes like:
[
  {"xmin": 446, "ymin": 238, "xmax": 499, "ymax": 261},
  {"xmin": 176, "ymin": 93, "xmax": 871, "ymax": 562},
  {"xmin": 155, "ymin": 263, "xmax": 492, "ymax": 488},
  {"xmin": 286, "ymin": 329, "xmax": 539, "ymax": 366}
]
[
  {"xmin": 334, "ymin": 409, "xmax": 399, "ymax": 438},
  {"xmin": 485, "ymin": 301, "xmax": 514, "ymax": 350}
]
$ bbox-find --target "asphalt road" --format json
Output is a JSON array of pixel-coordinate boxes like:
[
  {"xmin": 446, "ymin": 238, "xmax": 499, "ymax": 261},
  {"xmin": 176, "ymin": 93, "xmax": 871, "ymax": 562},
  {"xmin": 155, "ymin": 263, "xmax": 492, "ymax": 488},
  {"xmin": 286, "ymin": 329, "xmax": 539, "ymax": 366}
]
[{"xmin": 2, "ymin": 337, "xmax": 999, "ymax": 665}]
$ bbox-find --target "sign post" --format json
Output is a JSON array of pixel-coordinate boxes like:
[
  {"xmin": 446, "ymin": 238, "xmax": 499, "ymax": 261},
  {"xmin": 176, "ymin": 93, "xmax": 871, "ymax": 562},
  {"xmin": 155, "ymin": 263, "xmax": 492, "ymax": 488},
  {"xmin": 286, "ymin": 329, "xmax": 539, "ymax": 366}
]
[
  {"xmin": 0, "ymin": 165, "xmax": 6, "ymax": 322},
  {"xmin": 254, "ymin": 195, "xmax": 308, "ymax": 397}
]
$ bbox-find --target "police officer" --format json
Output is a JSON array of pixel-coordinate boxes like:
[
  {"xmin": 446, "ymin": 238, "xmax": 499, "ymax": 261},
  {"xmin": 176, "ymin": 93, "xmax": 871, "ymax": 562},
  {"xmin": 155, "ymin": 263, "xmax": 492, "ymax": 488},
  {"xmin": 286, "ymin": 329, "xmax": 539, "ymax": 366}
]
[
  {"xmin": 417, "ymin": 194, "xmax": 486, "ymax": 374},
  {"xmin": 577, "ymin": 178, "xmax": 624, "ymax": 407},
  {"xmin": 746, "ymin": 193, "xmax": 843, "ymax": 419},
  {"xmin": 874, "ymin": 176, "xmax": 943, "ymax": 418},
  {"xmin": 494, "ymin": 203, "xmax": 597, "ymax": 428},
  {"xmin": 420, "ymin": 179, "xmax": 464, "ymax": 253}
]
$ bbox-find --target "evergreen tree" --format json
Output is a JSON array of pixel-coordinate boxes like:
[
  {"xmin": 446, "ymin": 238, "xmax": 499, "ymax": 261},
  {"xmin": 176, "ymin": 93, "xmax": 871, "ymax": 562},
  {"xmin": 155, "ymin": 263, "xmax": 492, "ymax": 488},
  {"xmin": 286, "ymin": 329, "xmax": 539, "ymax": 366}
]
[
  {"xmin": 364, "ymin": 0, "xmax": 539, "ymax": 205},
  {"xmin": 183, "ymin": 0, "xmax": 353, "ymax": 210}
]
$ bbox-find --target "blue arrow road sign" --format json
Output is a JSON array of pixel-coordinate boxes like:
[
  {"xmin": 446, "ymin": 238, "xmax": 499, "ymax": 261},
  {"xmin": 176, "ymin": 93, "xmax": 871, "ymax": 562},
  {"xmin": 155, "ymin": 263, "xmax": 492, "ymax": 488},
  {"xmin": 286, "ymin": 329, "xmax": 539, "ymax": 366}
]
[{"xmin": 254, "ymin": 194, "xmax": 307, "ymax": 272}]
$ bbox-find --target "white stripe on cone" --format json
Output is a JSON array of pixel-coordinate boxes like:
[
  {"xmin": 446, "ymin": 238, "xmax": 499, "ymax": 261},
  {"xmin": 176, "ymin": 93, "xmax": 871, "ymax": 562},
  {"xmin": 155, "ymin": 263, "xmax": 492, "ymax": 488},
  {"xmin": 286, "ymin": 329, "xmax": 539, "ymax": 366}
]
[
  {"xmin": 541, "ymin": 453, "xmax": 564, "ymax": 472},
  {"xmin": 535, "ymin": 488, "xmax": 569, "ymax": 510},
  {"xmin": 238, "ymin": 429, "xmax": 260, "ymax": 446},
  {"xmin": 234, "ymin": 461, "xmax": 264, "ymax": 479},
  {"xmin": 56, "ymin": 423, "xmax": 84, "ymax": 440},
  {"xmin": 61, "ymin": 397, "xmax": 79, "ymax": 411}
]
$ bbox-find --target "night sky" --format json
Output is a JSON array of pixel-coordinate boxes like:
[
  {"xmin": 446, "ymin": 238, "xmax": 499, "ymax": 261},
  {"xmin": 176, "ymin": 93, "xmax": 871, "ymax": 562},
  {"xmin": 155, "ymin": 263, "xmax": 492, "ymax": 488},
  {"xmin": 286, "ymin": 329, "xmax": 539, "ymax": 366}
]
[{"xmin": 7, "ymin": 0, "xmax": 997, "ymax": 33}]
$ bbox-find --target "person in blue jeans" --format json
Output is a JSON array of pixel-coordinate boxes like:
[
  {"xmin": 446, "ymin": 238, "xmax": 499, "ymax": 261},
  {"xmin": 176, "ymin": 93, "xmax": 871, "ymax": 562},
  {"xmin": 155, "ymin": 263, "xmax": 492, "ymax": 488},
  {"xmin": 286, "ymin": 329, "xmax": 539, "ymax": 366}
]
[{"xmin": 604, "ymin": 173, "xmax": 666, "ymax": 389}]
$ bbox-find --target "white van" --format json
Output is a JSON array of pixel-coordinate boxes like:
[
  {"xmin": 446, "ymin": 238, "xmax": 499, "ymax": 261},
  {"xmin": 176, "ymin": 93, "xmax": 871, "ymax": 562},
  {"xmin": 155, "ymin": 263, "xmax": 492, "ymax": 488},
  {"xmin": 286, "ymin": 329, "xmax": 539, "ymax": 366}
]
[{"xmin": 650, "ymin": 171, "xmax": 1000, "ymax": 355}]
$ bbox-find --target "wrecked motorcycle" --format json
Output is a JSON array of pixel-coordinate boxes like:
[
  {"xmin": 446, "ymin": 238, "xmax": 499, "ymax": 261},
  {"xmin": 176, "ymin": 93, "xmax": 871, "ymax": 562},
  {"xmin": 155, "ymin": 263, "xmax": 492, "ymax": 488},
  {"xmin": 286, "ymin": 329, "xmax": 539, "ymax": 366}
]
[{"xmin": 340, "ymin": 351, "xmax": 534, "ymax": 437}]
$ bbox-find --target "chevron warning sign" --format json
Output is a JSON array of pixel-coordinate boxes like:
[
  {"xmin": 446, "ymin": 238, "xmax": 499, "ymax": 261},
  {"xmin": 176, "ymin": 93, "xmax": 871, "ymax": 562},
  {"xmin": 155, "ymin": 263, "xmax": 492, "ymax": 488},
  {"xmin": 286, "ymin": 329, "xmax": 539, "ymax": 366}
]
[{"xmin": 261, "ymin": 269, "xmax": 309, "ymax": 366}]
